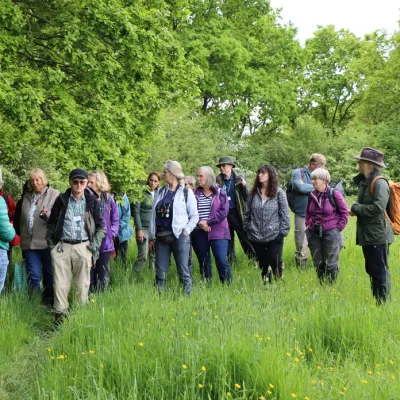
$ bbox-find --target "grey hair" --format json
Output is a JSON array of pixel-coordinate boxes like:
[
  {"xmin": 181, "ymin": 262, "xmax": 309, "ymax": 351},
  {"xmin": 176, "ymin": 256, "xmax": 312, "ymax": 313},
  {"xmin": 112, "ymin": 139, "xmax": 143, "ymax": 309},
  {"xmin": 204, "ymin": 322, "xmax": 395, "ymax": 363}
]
[
  {"xmin": 164, "ymin": 160, "xmax": 184, "ymax": 180},
  {"xmin": 184, "ymin": 176, "xmax": 195, "ymax": 186},
  {"xmin": 29, "ymin": 168, "xmax": 48, "ymax": 189},
  {"xmin": 198, "ymin": 166, "xmax": 216, "ymax": 188},
  {"xmin": 311, "ymin": 168, "xmax": 331, "ymax": 183}
]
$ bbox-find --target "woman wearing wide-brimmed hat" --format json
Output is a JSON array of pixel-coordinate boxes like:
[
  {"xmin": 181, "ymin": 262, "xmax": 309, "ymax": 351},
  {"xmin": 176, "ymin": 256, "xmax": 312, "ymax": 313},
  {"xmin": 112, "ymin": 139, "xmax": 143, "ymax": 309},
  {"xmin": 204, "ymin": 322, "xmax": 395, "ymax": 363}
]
[
  {"xmin": 350, "ymin": 147, "xmax": 394, "ymax": 303},
  {"xmin": 149, "ymin": 161, "xmax": 199, "ymax": 295}
]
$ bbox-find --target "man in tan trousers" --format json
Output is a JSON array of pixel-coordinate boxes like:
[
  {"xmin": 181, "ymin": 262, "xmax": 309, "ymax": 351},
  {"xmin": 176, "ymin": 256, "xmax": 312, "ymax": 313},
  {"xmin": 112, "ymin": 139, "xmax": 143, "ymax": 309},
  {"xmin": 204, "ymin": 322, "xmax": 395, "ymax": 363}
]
[{"xmin": 47, "ymin": 169, "xmax": 105, "ymax": 325}]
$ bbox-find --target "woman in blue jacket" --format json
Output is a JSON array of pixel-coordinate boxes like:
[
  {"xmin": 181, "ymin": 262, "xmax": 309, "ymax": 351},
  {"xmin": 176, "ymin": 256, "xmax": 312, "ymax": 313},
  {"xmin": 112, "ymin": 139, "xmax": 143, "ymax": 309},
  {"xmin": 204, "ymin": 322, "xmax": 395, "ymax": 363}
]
[{"xmin": 0, "ymin": 196, "xmax": 16, "ymax": 294}]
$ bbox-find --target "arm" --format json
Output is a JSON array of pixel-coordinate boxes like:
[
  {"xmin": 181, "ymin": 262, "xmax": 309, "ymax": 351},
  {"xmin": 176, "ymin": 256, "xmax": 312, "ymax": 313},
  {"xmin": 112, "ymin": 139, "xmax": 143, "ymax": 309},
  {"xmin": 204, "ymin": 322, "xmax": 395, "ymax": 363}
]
[
  {"xmin": 88, "ymin": 199, "xmax": 106, "ymax": 253},
  {"xmin": 292, "ymin": 169, "xmax": 313, "ymax": 195},
  {"xmin": 278, "ymin": 189, "xmax": 290, "ymax": 236},
  {"xmin": 334, "ymin": 191, "xmax": 349, "ymax": 231},
  {"xmin": 184, "ymin": 189, "xmax": 199, "ymax": 235},
  {"xmin": 0, "ymin": 198, "xmax": 15, "ymax": 243},
  {"xmin": 351, "ymin": 179, "xmax": 389, "ymax": 217},
  {"xmin": 7, "ymin": 195, "xmax": 16, "ymax": 222},
  {"xmin": 132, "ymin": 201, "xmax": 142, "ymax": 230},
  {"xmin": 46, "ymin": 196, "xmax": 62, "ymax": 250},
  {"xmin": 243, "ymin": 194, "xmax": 253, "ymax": 232},
  {"xmin": 207, "ymin": 189, "xmax": 229, "ymax": 225},
  {"xmin": 305, "ymin": 196, "xmax": 311, "ymax": 228}
]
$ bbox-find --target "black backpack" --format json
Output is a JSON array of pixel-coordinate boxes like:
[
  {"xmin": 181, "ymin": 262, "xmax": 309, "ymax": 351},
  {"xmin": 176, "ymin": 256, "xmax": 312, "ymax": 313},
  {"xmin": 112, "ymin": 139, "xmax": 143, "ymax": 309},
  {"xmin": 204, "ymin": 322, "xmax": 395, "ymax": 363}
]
[{"xmin": 286, "ymin": 168, "xmax": 305, "ymax": 212}]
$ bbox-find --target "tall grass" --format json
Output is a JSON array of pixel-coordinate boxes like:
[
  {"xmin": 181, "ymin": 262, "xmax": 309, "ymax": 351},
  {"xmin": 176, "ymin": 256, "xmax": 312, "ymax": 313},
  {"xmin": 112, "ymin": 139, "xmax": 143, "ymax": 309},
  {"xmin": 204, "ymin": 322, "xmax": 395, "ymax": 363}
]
[{"xmin": 2, "ymin": 216, "xmax": 400, "ymax": 399}]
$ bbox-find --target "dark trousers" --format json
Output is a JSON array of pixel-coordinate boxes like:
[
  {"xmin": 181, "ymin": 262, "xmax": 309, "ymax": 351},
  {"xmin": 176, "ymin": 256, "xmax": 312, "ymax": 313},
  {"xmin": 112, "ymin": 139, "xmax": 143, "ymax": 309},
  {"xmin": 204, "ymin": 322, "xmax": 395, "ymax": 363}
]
[
  {"xmin": 362, "ymin": 244, "xmax": 390, "ymax": 303},
  {"xmin": 23, "ymin": 249, "xmax": 54, "ymax": 305},
  {"xmin": 191, "ymin": 228, "xmax": 232, "ymax": 283},
  {"xmin": 227, "ymin": 207, "xmax": 255, "ymax": 261},
  {"xmin": 90, "ymin": 251, "xmax": 111, "ymax": 292},
  {"xmin": 251, "ymin": 236, "xmax": 284, "ymax": 283},
  {"xmin": 114, "ymin": 238, "xmax": 128, "ymax": 268}
]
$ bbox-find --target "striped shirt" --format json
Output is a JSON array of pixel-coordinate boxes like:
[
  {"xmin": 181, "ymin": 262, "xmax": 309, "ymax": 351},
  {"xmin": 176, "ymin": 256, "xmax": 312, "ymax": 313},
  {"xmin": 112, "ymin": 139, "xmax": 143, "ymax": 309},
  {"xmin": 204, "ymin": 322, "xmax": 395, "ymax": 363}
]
[
  {"xmin": 198, "ymin": 191, "xmax": 212, "ymax": 221},
  {"xmin": 62, "ymin": 195, "xmax": 89, "ymax": 241}
]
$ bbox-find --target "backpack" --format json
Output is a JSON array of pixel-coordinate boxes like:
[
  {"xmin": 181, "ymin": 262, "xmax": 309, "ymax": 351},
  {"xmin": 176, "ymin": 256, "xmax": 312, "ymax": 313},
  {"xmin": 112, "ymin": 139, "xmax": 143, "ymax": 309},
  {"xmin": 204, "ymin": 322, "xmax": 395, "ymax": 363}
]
[
  {"xmin": 370, "ymin": 177, "xmax": 400, "ymax": 235},
  {"xmin": 286, "ymin": 168, "xmax": 306, "ymax": 212}
]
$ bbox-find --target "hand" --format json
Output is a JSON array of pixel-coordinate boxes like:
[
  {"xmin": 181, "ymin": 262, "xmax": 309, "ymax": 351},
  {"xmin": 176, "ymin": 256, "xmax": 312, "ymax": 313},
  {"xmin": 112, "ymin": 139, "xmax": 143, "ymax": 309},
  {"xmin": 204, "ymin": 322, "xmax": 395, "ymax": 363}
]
[
  {"xmin": 349, "ymin": 210, "xmax": 355, "ymax": 216},
  {"xmin": 240, "ymin": 177, "xmax": 246, "ymax": 186},
  {"xmin": 149, "ymin": 239, "xmax": 155, "ymax": 252},
  {"xmin": 136, "ymin": 229, "xmax": 144, "ymax": 243},
  {"xmin": 39, "ymin": 207, "xmax": 49, "ymax": 220}
]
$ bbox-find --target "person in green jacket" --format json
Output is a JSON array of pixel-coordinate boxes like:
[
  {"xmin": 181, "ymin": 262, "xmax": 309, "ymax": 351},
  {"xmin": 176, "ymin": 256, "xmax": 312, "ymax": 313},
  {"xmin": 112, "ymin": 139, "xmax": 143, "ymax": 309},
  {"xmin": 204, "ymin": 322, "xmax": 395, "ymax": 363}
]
[
  {"xmin": 350, "ymin": 147, "xmax": 394, "ymax": 304},
  {"xmin": 132, "ymin": 172, "xmax": 161, "ymax": 271},
  {"xmin": 0, "ymin": 196, "xmax": 16, "ymax": 294}
]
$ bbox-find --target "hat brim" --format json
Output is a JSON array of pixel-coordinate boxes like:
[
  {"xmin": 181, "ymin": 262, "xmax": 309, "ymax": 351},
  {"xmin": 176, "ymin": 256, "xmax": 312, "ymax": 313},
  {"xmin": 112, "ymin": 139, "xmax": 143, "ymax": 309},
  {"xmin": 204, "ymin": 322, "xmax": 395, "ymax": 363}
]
[
  {"xmin": 353, "ymin": 155, "xmax": 386, "ymax": 168},
  {"xmin": 216, "ymin": 163, "xmax": 236, "ymax": 168}
]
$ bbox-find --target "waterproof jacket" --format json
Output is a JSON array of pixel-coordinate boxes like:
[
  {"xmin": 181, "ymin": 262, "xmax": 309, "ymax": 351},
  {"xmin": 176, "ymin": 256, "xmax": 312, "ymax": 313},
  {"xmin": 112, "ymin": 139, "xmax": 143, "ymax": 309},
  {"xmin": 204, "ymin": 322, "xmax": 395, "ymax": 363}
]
[
  {"xmin": 47, "ymin": 188, "xmax": 105, "ymax": 262},
  {"xmin": 351, "ymin": 172, "xmax": 394, "ymax": 246},
  {"xmin": 243, "ymin": 187, "xmax": 290, "ymax": 243},
  {"xmin": 0, "ymin": 197, "xmax": 16, "ymax": 251},
  {"xmin": 117, "ymin": 194, "xmax": 134, "ymax": 242},
  {"xmin": 305, "ymin": 186, "xmax": 349, "ymax": 233},
  {"xmin": 291, "ymin": 166, "xmax": 313, "ymax": 217},
  {"xmin": 149, "ymin": 185, "xmax": 199, "ymax": 240},
  {"xmin": 194, "ymin": 185, "xmax": 230, "ymax": 240},
  {"xmin": 132, "ymin": 190, "xmax": 154, "ymax": 230},
  {"xmin": 20, "ymin": 186, "xmax": 60, "ymax": 250},
  {"xmin": 98, "ymin": 192, "xmax": 119, "ymax": 253},
  {"xmin": 216, "ymin": 169, "xmax": 248, "ymax": 223}
]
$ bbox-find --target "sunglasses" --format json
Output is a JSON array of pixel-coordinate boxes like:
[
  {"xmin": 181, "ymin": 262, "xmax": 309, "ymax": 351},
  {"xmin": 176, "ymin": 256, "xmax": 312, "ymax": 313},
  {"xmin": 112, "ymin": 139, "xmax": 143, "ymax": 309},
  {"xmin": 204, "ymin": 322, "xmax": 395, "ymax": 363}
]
[{"xmin": 72, "ymin": 179, "xmax": 87, "ymax": 185}]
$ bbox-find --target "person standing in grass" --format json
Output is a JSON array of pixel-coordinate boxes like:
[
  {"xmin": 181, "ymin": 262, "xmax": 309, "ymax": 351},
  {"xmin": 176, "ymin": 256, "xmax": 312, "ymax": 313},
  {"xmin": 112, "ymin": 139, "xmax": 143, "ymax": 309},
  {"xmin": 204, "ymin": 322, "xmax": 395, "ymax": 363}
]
[
  {"xmin": 244, "ymin": 164, "xmax": 290, "ymax": 284},
  {"xmin": 149, "ymin": 161, "xmax": 198, "ymax": 295},
  {"xmin": 192, "ymin": 166, "xmax": 232, "ymax": 284},
  {"xmin": 132, "ymin": 172, "xmax": 161, "ymax": 271},
  {"xmin": 87, "ymin": 171, "xmax": 119, "ymax": 292},
  {"xmin": 291, "ymin": 154, "xmax": 326, "ymax": 269},
  {"xmin": 350, "ymin": 148, "xmax": 394, "ymax": 304},
  {"xmin": 305, "ymin": 168, "xmax": 348, "ymax": 284},
  {"xmin": 47, "ymin": 169, "xmax": 105, "ymax": 324},
  {"xmin": 0, "ymin": 196, "xmax": 15, "ymax": 294}
]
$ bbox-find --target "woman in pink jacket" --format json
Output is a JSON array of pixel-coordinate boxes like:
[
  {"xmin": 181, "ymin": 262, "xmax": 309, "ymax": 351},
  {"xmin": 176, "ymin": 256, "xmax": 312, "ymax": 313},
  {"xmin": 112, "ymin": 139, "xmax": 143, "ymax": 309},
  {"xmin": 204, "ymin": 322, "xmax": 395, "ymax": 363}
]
[{"xmin": 305, "ymin": 168, "xmax": 348, "ymax": 284}]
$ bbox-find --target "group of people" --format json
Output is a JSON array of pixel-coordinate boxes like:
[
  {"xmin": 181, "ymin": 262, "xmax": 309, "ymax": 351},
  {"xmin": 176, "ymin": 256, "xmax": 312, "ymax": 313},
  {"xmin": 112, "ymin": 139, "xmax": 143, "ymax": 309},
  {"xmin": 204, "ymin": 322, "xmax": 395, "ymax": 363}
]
[{"xmin": 0, "ymin": 146, "xmax": 393, "ymax": 326}]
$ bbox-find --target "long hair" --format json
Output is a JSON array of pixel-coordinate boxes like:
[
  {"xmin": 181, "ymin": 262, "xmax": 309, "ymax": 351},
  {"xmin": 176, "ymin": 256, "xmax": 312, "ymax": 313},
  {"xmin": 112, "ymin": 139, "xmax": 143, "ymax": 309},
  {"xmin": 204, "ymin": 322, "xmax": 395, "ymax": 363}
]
[
  {"xmin": 251, "ymin": 164, "xmax": 279, "ymax": 198},
  {"xmin": 88, "ymin": 171, "xmax": 110, "ymax": 193}
]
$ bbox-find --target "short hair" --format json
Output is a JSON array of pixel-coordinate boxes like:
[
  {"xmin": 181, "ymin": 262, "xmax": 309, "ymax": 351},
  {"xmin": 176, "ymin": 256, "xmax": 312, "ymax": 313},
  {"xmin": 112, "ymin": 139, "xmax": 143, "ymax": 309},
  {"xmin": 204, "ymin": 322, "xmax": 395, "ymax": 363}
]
[
  {"xmin": 147, "ymin": 171, "xmax": 161, "ymax": 185},
  {"xmin": 28, "ymin": 168, "xmax": 48, "ymax": 189},
  {"xmin": 88, "ymin": 171, "xmax": 110, "ymax": 192},
  {"xmin": 184, "ymin": 176, "xmax": 195, "ymax": 187},
  {"xmin": 311, "ymin": 168, "xmax": 331, "ymax": 183},
  {"xmin": 198, "ymin": 166, "xmax": 216, "ymax": 188},
  {"xmin": 309, "ymin": 153, "xmax": 326, "ymax": 167}
]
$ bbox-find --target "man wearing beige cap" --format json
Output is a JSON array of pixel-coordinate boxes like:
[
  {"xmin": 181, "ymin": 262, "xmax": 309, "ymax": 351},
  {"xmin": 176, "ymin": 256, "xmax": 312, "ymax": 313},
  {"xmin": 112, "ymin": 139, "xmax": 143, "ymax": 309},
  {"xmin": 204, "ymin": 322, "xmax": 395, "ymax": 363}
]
[{"xmin": 350, "ymin": 147, "xmax": 394, "ymax": 304}]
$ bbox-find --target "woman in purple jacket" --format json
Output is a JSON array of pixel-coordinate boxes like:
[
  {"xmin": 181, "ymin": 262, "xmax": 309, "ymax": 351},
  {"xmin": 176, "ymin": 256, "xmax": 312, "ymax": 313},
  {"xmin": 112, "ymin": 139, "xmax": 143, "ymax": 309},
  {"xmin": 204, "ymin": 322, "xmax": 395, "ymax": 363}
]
[
  {"xmin": 305, "ymin": 168, "xmax": 349, "ymax": 284},
  {"xmin": 192, "ymin": 166, "xmax": 232, "ymax": 283},
  {"xmin": 88, "ymin": 171, "xmax": 119, "ymax": 291}
]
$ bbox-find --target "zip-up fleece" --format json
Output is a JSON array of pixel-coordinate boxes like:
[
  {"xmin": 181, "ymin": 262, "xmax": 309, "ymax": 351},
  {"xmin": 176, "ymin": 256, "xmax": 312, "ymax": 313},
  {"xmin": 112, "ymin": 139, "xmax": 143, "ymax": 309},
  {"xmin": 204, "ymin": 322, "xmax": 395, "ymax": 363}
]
[{"xmin": 47, "ymin": 188, "xmax": 105, "ymax": 262}]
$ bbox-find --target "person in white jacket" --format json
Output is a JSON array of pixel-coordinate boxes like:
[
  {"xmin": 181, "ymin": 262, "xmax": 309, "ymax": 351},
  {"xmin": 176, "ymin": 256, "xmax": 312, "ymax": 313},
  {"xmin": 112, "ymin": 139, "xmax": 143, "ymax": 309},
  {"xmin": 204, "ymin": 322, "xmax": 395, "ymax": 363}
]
[{"xmin": 149, "ymin": 161, "xmax": 199, "ymax": 295}]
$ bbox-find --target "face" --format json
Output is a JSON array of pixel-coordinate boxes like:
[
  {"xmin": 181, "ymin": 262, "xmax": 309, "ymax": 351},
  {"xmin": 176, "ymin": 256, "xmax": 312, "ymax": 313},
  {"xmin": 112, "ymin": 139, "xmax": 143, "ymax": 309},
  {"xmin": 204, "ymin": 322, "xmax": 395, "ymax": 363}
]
[
  {"xmin": 70, "ymin": 177, "xmax": 87, "ymax": 196},
  {"xmin": 258, "ymin": 169, "xmax": 269, "ymax": 184},
  {"xmin": 148, "ymin": 174, "xmax": 160, "ymax": 191},
  {"xmin": 184, "ymin": 179, "xmax": 195, "ymax": 191},
  {"xmin": 309, "ymin": 161, "xmax": 324, "ymax": 173},
  {"xmin": 30, "ymin": 174, "xmax": 45, "ymax": 193},
  {"xmin": 358, "ymin": 160, "xmax": 373, "ymax": 176},
  {"xmin": 219, "ymin": 163, "xmax": 233, "ymax": 178},
  {"xmin": 162, "ymin": 169, "xmax": 175, "ymax": 185},
  {"xmin": 197, "ymin": 170, "xmax": 207, "ymax": 188},
  {"xmin": 87, "ymin": 175, "xmax": 99, "ymax": 192},
  {"xmin": 312, "ymin": 177, "xmax": 326, "ymax": 192}
]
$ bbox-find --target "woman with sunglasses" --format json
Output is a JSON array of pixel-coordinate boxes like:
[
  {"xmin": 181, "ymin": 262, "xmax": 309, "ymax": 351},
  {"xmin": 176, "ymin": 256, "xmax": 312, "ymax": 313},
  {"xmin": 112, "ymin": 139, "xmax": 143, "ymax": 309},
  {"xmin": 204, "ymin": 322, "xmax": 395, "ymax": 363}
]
[
  {"xmin": 149, "ymin": 161, "xmax": 198, "ymax": 295},
  {"xmin": 243, "ymin": 164, "xmax": 290, "ymax": 284},
  {"xmin": 87, "ymin": 171, "xmax": 119, "ymax": 292}
]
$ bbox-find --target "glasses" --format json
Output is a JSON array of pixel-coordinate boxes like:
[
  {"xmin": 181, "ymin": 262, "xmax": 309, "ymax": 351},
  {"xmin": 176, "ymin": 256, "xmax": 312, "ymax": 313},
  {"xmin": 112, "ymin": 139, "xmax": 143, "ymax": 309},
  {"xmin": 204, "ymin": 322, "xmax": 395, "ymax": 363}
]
[{"xmin": 72, "ymin": 180, "xmax": 87, "ymax": 185}]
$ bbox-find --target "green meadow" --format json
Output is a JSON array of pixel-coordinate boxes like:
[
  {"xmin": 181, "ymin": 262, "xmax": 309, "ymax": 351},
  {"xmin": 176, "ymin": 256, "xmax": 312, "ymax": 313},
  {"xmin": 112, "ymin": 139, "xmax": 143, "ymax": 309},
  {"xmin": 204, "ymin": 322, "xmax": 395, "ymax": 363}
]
[{"xmin": 1, "ymin": 215, "xmax": 400, "ymax": 400}]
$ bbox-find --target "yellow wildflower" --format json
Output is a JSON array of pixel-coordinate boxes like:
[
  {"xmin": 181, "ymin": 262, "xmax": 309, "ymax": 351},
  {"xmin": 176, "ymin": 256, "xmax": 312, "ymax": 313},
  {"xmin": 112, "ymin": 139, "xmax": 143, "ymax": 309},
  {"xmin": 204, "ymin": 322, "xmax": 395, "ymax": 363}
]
[
  {"xmin": 266, "ymin": 336, "xmax": 271, "ymax": 340},
  {"xmin": 389, "ymin": 359, "xmax": 395, "ymax": 364},
  {"xmin": 305, "ymin": 397, "xmax": 310, "ymax": 400},
  {"xmin": 227, "ymin": 392, "xmax": 231, "ymax": 397},
  {"xmin": 259, "ymin": 397, "xmax": 266, "ymax": 400},
  {"xmin": 311, "ymin": 380, "xmax": 317, "ymax": 385},
  {"xmin": 286, "ymin": 352, "xmax": 292, "ymax": 357},
  {"xmin": 368, "ymin": 370, "xmax": 373, "ymax": 375},
  {"xmin": 182, "ymin": 364, "xmax": 188, "ymax": 369},
  {"xmin": 198, "ymin": 384, "xmax": 203, "ymax": 389},
  {"xmin": 47, "ymin": 348, "xmax": 52, "ymax": 352},
  {"xmin": 235, "ymin": 383, "xmax": 241, "ymax": 389},
  {"xmin": 267, "ymin": 390, "xmax": 272, "ymax": 395},
  {"xmin": 361, "ymin": 379, "xmax": 368, "ymax": 384},
  {"xmin": 201, "ymin": 366, "xmax": 207, "ymax": 371},
  {"xmin": 291, "ymin": 393, "xmax": 297, "ymax": 398},
  {"xmin": 91, "ymin": 298, "xmax": 95, "ymax": 303},
  {"xmin": 269, "ymin": 383, "xmax": 274, "ymax": 388},
  {"xmin": 342, "ymin": 387, "xmax": 347, "ymax": 391},
  {"xmin": 295, "ymin": 358, "xmax": 300, "ymax": 363},
  {"xmin": 139, "ymin": 342, "xmax": 144, "ymax": 347},
  {"xmin": 329, "ymin": 367, "xmax": 334, "ymax": 371},
  {"xmin": 89, "ymin": 350, "xmax": 95, "ymax": 354},
  {"xmin": 100, "ymin": 363, "xmax": 104, "ymax": 369}
]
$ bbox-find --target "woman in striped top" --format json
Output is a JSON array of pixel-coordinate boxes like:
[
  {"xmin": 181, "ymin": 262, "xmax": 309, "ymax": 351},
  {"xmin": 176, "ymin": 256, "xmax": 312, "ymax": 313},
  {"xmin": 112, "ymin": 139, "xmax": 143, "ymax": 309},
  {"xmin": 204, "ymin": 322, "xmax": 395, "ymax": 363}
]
[{"xmin": 192, "ymin": 166, "xmax": 232, "ymax": 283}]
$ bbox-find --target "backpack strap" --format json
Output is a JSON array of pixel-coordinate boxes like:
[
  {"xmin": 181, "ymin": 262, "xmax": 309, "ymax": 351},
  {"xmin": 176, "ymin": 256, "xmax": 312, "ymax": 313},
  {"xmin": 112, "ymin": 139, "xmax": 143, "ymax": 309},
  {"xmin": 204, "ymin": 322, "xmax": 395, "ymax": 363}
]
[
  {"xmin": 369, "ymin": 176, "xmax": 393, "ymax": 226},
  {"xmin": 328, "ymin": 187, "xmax": 337, "ymax": 211}
]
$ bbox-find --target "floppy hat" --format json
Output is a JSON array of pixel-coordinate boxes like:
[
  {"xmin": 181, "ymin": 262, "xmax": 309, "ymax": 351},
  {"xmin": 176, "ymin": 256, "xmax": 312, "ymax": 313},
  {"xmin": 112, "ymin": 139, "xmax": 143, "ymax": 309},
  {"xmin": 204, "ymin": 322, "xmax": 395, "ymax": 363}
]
[
  {"xmin": 353, "ymin": 147, "xmax": 386, "ymax": 168},
  {"xmin": 216, "ymin": 156, "xmax": 236, "ymax": 168}
]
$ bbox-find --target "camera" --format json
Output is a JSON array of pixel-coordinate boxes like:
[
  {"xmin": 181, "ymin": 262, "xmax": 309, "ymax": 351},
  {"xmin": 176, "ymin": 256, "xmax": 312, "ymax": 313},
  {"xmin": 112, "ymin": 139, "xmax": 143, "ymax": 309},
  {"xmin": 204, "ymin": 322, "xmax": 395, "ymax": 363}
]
[
  {"xmin": 157, "ymin": 202, "xmax": 171, "ymax": 219},
  {"xmin": 314, "ymin": 224, "xmax": 323, "ymax": 238}
]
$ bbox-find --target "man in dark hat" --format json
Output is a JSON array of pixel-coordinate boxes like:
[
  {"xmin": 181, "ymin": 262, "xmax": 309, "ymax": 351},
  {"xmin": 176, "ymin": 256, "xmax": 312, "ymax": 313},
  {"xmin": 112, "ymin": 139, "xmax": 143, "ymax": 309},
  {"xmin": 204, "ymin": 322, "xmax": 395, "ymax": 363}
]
[
  {"xmin": 350, "ymin": 147, "xmax": 394, "ymax": 304},
  {"xmin": 47, "ymin": 168, "xmax": 105, "ymax": 324},
  {"xmin": 216, "ymin": 156, "xmax": 255, "ymax": 261}
]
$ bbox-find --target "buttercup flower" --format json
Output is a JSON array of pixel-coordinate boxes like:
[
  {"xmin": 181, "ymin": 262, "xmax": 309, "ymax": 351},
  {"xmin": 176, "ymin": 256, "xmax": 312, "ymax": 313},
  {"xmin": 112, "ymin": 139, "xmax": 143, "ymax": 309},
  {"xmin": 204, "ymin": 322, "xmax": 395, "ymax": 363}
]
[
  {"xmin": 201, "ymin": 366, "xmax": 207, "ymax": 371},
  {"xmin": 235, "ymin": 383, "xmax": 241, "ymax": 389},
  {"xmin": 182, "ymin": 364, "xmax": 188, "ymax": 369},
  {"xmin": 198, "ymin": 384, "xmax": 203, "ymax": 388},
  {"xmin": 139, "ymin": 342, "xmax": 144, "ymax": 347}
]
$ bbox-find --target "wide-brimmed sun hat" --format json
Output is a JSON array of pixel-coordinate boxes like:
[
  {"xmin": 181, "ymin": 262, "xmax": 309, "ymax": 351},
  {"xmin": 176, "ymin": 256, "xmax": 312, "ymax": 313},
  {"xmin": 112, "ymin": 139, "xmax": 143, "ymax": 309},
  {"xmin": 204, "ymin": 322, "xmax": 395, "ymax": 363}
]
[{"xmin": 353, "ymin": 147, "xmax": 386, "ymax": 168}]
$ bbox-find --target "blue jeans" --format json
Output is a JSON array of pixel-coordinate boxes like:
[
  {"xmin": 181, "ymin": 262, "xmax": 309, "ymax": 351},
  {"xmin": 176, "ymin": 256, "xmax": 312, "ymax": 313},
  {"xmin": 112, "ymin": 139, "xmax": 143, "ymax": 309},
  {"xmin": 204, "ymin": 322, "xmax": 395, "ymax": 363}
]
[
  {"xmin": 155, "ymin": 232, "xmax": 192, "ymax": 295},
  {"xmin": 191, "ymin": 228, "xmax": 232, "ymax": 283},
  {"xmin": 23, "ymin": 249, "xmax": 54, "ymax": 303},
  {"xmin": 0, "ymin": 249, "xmax": 9, "ymax": 294}
]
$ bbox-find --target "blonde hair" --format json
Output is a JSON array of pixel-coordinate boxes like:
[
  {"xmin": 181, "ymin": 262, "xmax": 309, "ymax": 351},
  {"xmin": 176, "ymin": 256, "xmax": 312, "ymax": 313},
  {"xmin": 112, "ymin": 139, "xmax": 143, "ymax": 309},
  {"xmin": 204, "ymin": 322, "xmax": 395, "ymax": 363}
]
[
  {"xmin": 29, "ymin": 168, "xmax": 48, "ymax": 189},
  {"xmin": 309, "ymin": 153, "xmax": 326, "ymax": 167},
  {"xmin": 164, "ymin": 160, "xmax": 184, "ymax": 180},
  {"xmin": 88, "ymin": 171, "xmax": 111, "ymax": 193}
]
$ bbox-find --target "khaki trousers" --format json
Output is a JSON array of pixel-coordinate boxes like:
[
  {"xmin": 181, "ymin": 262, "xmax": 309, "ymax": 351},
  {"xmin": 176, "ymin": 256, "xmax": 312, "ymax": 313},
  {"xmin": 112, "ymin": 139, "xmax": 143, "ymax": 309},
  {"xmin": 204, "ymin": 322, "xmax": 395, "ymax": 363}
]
[
  {"xmin": 51, "ymin": 242, "xmax": 93, "ymax": 314},
  {"xmin": 294, "ymin": 215, "xmax": 309, "ymax": 266}
]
